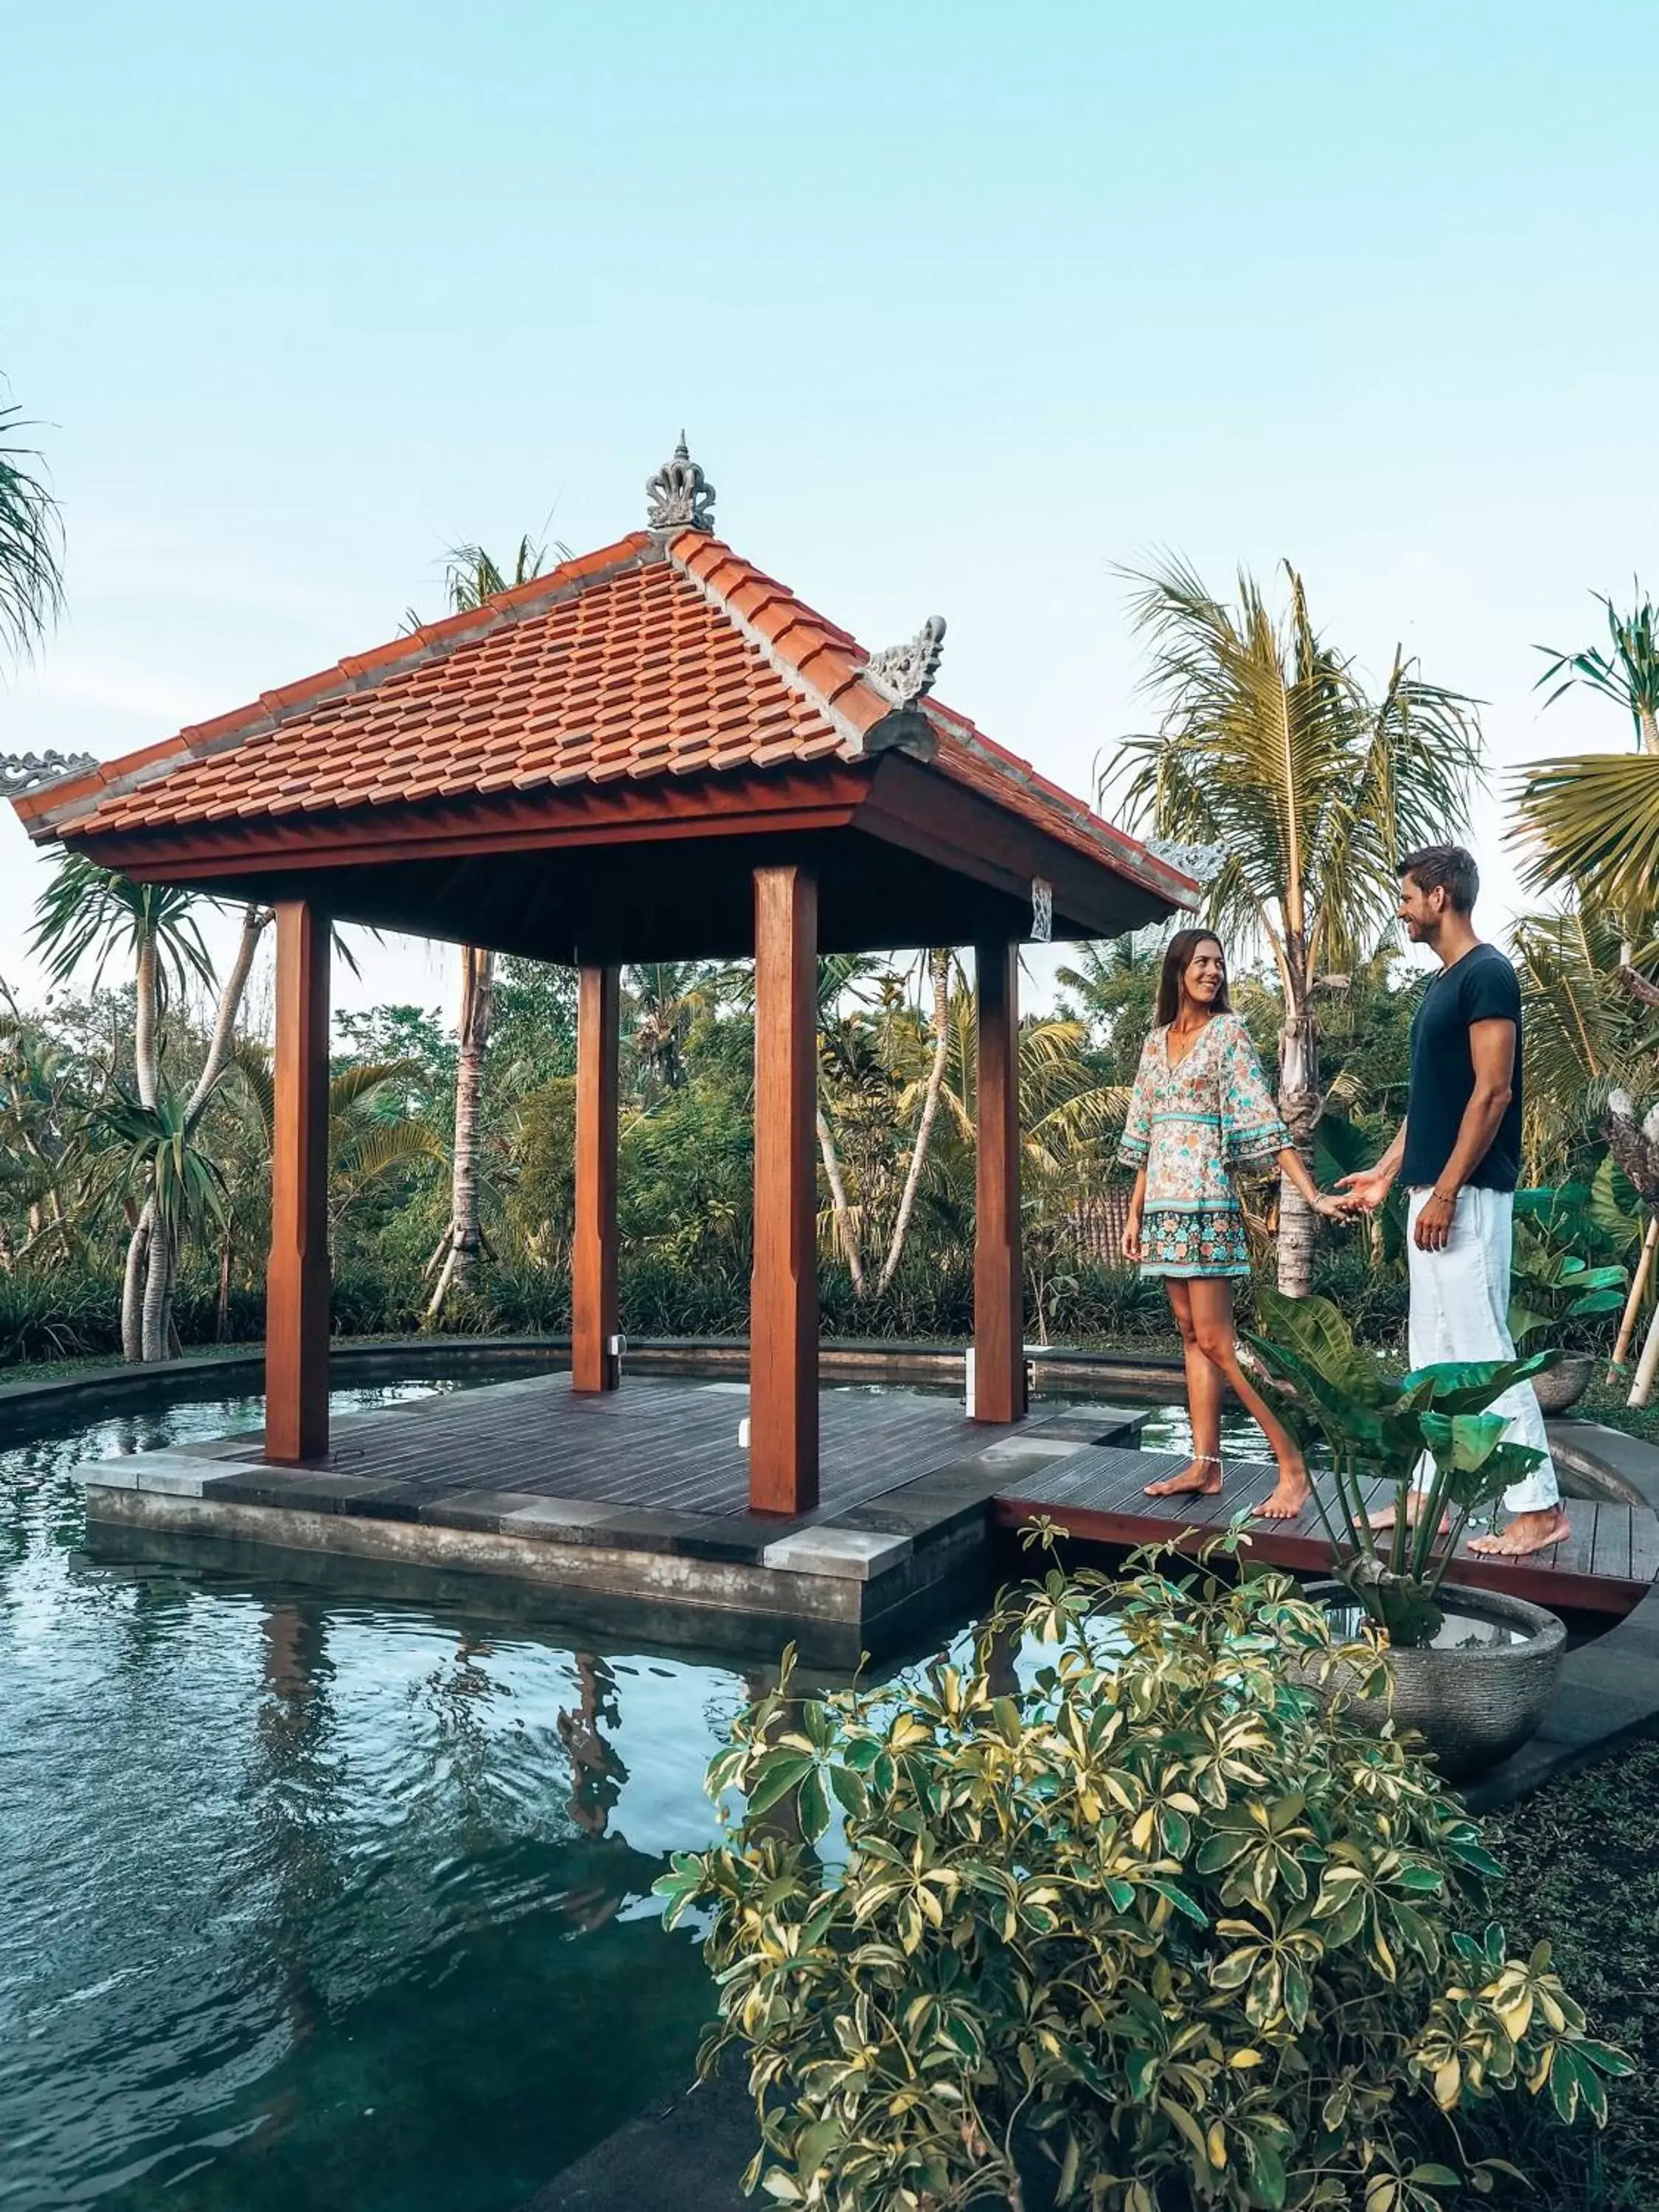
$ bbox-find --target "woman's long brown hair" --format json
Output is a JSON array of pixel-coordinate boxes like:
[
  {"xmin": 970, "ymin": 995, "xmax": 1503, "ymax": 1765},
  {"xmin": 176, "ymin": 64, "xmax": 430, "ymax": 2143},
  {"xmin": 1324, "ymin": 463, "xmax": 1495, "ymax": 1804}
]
[{"xmin": 1154, "ymin": 928, "xmax": 1231, "ymax": 1027}]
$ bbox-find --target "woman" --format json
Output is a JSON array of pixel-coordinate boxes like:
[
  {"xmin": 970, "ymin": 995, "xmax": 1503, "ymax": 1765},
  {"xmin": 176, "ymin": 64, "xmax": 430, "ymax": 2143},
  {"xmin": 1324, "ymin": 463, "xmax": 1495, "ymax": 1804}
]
[{"xmin": 1119, "ymin": 928, "xmax": 1344, "ymax": 1520}]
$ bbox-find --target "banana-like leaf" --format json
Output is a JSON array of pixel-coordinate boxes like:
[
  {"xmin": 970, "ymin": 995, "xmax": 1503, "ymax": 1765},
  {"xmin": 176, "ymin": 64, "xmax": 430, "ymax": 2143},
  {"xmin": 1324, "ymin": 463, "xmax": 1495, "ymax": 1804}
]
[
  {"xmin": 1590, "ymin": 1153, "xmax": 1641, "ymax": 1249},
  {"xmin": 1398, "ymin": 1349, "xmax": 1558, "ymax": 1413},
  {"xmin": 1505, "ymin": 1302, "xmax": 1553, "ymax": 1346}
]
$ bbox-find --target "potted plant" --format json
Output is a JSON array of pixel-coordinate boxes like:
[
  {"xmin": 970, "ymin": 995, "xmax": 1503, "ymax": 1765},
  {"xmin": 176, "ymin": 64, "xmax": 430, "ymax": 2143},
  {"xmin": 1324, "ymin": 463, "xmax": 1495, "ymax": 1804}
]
[
  {"xmin": 1247, "ymin": 1285, "xmax": 1567, "ymax": 1779},
  {"xmin": 1509, "ymin": 1185, "xmax": 1630, "ymax": 1412}
]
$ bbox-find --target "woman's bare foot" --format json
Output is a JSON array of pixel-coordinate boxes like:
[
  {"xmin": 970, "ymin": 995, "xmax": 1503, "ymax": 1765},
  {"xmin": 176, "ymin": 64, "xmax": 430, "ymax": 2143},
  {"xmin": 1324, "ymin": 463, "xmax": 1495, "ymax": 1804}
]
[
  {"xmin": 1145, "ymin": 1454, "xmax": 1223, "ymax": 1500},
  {"xmin": 1368, "ymin": 1499, "xmax": 1451, "ymax": 1539},
  {"xmin": 1467, "ymin": 1506, "xmax": 1571, "ymax": 1559},
  {"xmin": 1254, "ymin": 1466, "xmax": 1311, "ymax": 1521}
]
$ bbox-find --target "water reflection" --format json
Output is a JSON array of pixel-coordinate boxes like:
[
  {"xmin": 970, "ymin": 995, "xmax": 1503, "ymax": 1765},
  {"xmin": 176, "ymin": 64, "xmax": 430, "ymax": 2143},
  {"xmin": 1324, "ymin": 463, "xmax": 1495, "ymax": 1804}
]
[{"xmin": 0, "ymin": 1381, "xmax": 743, "ymax": 2212}]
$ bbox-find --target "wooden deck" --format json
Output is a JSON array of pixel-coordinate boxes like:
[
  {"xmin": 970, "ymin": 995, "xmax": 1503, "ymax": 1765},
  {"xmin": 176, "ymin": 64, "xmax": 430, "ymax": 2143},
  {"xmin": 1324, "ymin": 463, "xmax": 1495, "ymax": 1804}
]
[
  {"xmin": 83, "ymin": 1376, "xmax": 1658, "ymax": 1641},
  {"xmin": 196, "ymin": 1372, "xmax": 1034, "ymax": 1528},
  {"xmin": 994, "ymin": 1444, "xmax": 1659, "ymax": 1617}
]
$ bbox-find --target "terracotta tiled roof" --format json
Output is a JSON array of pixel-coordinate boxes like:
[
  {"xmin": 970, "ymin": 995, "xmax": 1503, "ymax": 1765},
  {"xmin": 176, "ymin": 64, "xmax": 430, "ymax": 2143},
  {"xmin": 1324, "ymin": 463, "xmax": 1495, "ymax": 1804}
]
[{"xmin": 14, "ymin": 526, "xmax": 1194, "ymax": 907}]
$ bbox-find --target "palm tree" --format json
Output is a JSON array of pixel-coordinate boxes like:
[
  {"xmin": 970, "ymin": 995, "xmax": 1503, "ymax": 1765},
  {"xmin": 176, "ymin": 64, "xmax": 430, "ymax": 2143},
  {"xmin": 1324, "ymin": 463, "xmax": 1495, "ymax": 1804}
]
[
  {"xmin": 877, "ymin": 949, "xmax": 956, "ymax": 1295},
  {"xmin": 1518, "ymin": 587, "xmax": 1659, "ymax": 950},
  {"xmin": 1511, "ymin": 905, "xmax": 1659, "ymax": 1378},
  {"xmin": 31, "ymin": 856, "xmax": 268, "ymax": 1357},
  {"xmin": 0, "ymin": 386, "xmax": 64, "ymax": 662},
  {"xmin": 233, "ymin": 1050, "xmax": 443, "ymax": 1227},
  {"xmin": 1105, "ymin": 556, "xmax": 1482, "ymax": 1294},
  {"xmin": 421, "ymin": 536, "xmax": 554, "ymax": 1317}
]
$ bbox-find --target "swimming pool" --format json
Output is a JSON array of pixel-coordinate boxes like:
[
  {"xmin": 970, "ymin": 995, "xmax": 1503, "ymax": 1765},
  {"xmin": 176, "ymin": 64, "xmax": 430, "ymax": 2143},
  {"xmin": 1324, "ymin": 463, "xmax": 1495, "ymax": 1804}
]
[{"xmin": 1, "ymin": 1377, "xmax": 748, "ymax": 2212}]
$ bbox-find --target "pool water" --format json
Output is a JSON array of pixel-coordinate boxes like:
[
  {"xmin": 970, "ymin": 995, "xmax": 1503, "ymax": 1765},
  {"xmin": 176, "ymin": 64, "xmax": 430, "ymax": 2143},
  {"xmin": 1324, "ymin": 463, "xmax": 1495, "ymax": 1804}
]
[
  {"xmin": 1135, "ymin": 1403, "xmax": 1273, "ymax": 1464},
  {"xmin": 0, "ymin": 1380, "xmax": 748, "ymax": 2212}
]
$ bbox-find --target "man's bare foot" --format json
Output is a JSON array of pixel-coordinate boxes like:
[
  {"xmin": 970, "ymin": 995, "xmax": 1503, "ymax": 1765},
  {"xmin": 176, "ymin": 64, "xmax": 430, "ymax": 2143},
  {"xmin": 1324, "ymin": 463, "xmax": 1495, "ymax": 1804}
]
[
  {"xmin": 1467, "ymin": 1506, "xmax": 1571, "ymax": 1559},
  {"xmin": 1146, "ymin": 1455, "xmax": 1223, "ymax": 1500},
  {"xmin": 1254, "ymin": 1467, "xmax": 1311, "ymax": 1521},
  {"xmin": 1368, "ymin": 1500, "xmax": 1451, "ymax": 1539}
]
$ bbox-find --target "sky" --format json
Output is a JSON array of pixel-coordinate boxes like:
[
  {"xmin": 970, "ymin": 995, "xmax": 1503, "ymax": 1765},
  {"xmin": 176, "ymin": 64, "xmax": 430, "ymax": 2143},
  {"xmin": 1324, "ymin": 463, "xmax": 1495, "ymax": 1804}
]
[{"xmin": 3, "ymin": 0, "xmax": 1654, "ymax": 1026}]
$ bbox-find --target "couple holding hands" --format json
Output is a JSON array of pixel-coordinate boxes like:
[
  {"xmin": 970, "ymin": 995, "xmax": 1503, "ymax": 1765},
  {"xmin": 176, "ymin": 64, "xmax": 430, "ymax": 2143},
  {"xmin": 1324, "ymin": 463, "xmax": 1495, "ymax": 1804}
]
[{"xmin": 1117, "ymin": 844, "xmax": 1568, "ymax": 1559}]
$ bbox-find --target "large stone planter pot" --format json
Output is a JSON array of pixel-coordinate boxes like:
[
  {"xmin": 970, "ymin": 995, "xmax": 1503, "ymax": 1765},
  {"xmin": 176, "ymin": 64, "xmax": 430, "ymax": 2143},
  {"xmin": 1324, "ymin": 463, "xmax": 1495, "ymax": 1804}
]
[
  {"xmin": 1531, "ymin": 1349, "xmax": 1596, "ymax": 1414},
  {"xmin": 1304, "ymin": 1582, "xmax": 1566, "ymax": 1782}
]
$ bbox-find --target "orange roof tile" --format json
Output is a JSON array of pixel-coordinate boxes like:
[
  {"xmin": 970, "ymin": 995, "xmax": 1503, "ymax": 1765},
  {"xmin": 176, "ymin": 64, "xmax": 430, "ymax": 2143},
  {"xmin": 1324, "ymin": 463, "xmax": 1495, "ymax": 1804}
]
[{"xmin": 13, "ymin": 523, "xmax": 1195, "ymax": 911}]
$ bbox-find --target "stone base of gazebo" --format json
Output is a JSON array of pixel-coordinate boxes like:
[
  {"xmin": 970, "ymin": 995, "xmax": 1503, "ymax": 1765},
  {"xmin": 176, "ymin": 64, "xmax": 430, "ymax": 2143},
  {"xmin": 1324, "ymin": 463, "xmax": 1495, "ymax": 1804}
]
[{"xmin": 72, "ymin": 1374, "xmax": 1147, "ymax": 1664}]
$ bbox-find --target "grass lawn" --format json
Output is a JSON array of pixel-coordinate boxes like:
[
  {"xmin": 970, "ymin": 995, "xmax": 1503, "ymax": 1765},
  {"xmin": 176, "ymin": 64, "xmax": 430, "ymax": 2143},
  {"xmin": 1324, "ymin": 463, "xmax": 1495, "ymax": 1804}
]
[
  {"xmin": 1576, "ymin": 1375, "xmax": 1659, "ymax": 1451},
  {"xmin": 1482, "ymin": 1739, "xmax": 1659, "ymax": 2209}
]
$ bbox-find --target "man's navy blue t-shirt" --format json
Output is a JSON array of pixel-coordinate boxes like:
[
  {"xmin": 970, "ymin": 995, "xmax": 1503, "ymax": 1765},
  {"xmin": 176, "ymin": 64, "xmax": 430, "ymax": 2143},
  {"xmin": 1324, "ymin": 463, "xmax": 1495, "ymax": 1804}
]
[{"xmin": 1401, "ymin": 943, "xmax": 1523, "ymax": 1192}]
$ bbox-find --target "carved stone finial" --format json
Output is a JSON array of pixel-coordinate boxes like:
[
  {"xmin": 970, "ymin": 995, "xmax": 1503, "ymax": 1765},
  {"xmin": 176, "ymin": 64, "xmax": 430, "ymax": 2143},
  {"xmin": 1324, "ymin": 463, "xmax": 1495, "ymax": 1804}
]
[
  {"xmin": 1143, "ymin": 836, "xmax": 1226, "ymax": 886},
  {"xmin": 646, "ymin": 432, "xmax": 715, "ymax": 532},
  {"xmin": 862, "ymin": 615, "xmax": 946, "ymax": 709},
  {"xmin": 0, "ymin": 749, "xmax": 97, "ymax": 799}
]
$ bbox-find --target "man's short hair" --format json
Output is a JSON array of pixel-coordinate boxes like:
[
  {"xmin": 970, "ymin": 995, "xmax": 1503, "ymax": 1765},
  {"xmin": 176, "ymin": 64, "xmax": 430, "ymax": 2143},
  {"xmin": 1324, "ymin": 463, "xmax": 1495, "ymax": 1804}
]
[{"xmin": 1399, "ymin": 844, "xmax": 1479, "ymax": 914}]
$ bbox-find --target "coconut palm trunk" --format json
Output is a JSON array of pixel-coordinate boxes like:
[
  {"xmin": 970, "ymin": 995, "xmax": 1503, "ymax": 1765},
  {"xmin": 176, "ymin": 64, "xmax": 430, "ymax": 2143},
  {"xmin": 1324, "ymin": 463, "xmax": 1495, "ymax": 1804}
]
[
  {"xmin": 122, "ymin": 1197, "xmax": 153, "ymax": 1361},
  {"xmin": 816, "ymin": 1106, "xmax": 865, "ymax": 1294},
  {"xmin": 136, "ymin": 904, "xmax": 271, "ymax": 1361},
  {"xmin": 878, "ymin": 950, "xmax": 952, "ymax": 1295},
  {"xmin": 428, "ymin": 945, "xmax": 495, "ymax": 1318},
  {"xmin": 1275, "ymin": 950, "xmax": 1321, "ymax": 1298},
  {"xmin": 122, "ymin": 931, "xmax": 163, "ymax": 1357}
]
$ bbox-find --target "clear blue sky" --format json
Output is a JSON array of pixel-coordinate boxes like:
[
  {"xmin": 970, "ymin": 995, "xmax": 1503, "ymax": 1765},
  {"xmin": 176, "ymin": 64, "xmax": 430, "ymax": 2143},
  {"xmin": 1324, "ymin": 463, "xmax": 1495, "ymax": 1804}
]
[{"xmin": 4, "ymin": 0, "xmax": 1653, "ymax": 1015}]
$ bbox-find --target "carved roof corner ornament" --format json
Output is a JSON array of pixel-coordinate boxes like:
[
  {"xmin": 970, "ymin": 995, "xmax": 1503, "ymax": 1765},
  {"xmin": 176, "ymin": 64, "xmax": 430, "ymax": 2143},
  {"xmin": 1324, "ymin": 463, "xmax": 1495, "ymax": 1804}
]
[
  {"xmin": 1031, "ymin": 877, "xmax": 1053, "ymax": 943},
  {"xmin": 646, "ymin": 432, "xmax": 715, "ymax": 532},
  {"xmin": 1143, "ymin": 835, "xmax": 1226, "ymax": 886},
  {"xmin": 863, "ymin": 614, "xmax": 946, "ymax": 709},
  {"xmin": 0, "ymin": 750, "xmax": 97, "ymax": 800}
]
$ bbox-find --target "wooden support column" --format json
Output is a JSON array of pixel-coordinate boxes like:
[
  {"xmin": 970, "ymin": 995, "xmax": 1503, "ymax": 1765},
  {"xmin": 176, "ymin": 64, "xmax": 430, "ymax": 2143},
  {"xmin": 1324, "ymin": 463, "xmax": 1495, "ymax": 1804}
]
[
  {"xmin": 750, "ymin": 865, "xmax": 819, "ymax": 1513},
  {"xmin": 973, "ymin": 940, "xmax": 1026, "ymax": 1425},
  {"xmin": 572, "ymin": 962, "xmax": 621, "ymax": 1393},
  {"xmin": 265, "ymin": 901, "xmax": 331, "ymax": 1464}
]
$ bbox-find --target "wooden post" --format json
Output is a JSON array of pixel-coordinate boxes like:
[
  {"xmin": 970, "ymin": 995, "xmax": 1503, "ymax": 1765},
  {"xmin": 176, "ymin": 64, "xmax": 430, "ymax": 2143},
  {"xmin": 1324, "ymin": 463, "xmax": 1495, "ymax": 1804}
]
[
  {"xmin": 974, "ymin": 940, "xmax": 1026, "ymax": 1425},
  {"xmin": 572, "ymin": 962, "xmax": 621, "ymax": 1393},
  {"xmin": 265, "ymin": 901, "xmax": 331, "ymax": 1463},
  {"xmin": 750, "ymin": 865, "xmax": 819, "ymax": 1512}
]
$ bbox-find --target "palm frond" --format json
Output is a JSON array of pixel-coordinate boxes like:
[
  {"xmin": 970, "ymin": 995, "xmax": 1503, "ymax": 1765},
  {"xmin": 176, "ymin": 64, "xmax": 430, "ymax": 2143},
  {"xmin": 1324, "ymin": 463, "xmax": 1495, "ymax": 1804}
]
[
  {"xmin": 0, "ymin": 396, "xmax": 65, "ymax": 662},
  {"xmin": 1514, "ymin": 753, "xmax": 1659, "ymax": 912}
]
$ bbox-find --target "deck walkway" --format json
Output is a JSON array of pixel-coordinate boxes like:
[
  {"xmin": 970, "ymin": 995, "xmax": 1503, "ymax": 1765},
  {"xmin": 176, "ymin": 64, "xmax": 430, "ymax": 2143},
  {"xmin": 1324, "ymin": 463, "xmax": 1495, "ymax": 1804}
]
[
  {"xmin": 995, "ymin": 1443, "xmax": 1658, "ymax": 1617},
  {"xmin": 75, "ymin": 1375, "xmax": 1658, "ymax": 1652}
]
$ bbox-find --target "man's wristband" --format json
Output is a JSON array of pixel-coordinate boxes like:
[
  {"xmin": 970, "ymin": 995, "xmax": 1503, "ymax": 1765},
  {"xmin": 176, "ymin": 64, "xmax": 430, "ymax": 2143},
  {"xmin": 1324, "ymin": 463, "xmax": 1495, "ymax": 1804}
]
[{"xmin": 1430, "ymin": 1187, "xmax": 1458, "ymax": 1205}]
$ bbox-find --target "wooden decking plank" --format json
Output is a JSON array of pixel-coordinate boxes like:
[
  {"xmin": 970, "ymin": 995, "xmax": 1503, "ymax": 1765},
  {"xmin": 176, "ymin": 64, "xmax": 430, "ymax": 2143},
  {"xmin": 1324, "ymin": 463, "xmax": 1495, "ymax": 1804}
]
[
  {"xmin": 1632, "ymin": 1505, "xmax": 1659, "ymax": 1587},
  {"xmin": 1590, "ymin": 1502, "xmax": 1632, "ymax": 1585}
]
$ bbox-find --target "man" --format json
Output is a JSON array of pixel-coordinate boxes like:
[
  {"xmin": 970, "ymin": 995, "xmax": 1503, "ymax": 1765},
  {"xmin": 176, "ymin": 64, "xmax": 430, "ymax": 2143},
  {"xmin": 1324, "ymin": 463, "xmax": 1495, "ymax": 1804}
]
[{"xmin": 1336, "ymin": 844, "xmax": 1568, "ymax": 1559}]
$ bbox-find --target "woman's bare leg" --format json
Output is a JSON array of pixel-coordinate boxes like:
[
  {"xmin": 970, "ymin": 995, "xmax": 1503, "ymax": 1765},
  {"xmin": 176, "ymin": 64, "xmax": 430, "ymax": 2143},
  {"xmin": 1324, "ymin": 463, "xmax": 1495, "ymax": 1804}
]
[
  {"xmin": 1145, "ymin": 1278, "xmax": 1225, "ymax": 1498},
  {"xmin": 1186, "ymin": 1278, "xmax": 1310, "ymax": 1520}
]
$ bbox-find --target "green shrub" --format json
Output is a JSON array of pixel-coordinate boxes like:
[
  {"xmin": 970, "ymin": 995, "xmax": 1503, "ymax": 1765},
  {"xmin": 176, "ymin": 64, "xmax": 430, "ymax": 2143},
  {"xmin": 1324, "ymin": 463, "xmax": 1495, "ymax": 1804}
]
[{"xmin": 659, "ymin": 1546, "xmax": 1625, "ymax": 2211}]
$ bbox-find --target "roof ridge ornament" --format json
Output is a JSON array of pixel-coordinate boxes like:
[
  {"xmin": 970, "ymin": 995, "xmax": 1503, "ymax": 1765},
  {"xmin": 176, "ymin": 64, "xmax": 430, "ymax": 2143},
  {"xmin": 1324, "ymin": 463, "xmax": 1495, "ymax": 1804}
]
[
  {"xmin": 646, "ymin": 432, "xmax": 715, "ymax": 533},
  {"xmin": 862, "ymin": 614, "xmax": 946, "ymax": 709},
  {"xmin": 0, "ymin": 749, "xmax": 96, "ymax": 799},
  {"xmin": 1143, "ymin": 836, "xmax": 1225, "ymax": 885}
]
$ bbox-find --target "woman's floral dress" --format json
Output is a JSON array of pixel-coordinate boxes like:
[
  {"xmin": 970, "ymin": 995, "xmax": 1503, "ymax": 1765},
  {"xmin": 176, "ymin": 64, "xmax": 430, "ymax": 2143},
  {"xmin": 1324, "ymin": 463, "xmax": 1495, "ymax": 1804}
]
[{"xmin": 1116, "ymin": 1012, "xmax": 1288, "ymax": 1279}]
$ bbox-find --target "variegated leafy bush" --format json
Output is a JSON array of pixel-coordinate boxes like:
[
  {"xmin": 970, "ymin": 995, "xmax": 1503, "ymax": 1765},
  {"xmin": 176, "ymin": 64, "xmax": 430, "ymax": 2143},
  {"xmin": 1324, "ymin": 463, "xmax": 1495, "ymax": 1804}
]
[{"xmin": 657, "ymin": 1545, "xmax": 1626, "ymax": 2212}]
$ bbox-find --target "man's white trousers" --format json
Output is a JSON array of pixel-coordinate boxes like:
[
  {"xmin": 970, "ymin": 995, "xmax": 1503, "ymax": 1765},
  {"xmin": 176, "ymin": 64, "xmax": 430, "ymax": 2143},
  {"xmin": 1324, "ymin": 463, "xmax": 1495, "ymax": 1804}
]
[{"xmin": 1405, "ymin": 1186, "xmax": 1559, "ymax": 1513}]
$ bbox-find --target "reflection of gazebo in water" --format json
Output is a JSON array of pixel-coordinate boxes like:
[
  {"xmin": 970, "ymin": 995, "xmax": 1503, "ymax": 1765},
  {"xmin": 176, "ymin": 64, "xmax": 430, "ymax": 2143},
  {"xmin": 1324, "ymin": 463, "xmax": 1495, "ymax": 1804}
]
[{"xmin": 15, "ymin": 442, "xmax": 1191, "ymax": 1516}]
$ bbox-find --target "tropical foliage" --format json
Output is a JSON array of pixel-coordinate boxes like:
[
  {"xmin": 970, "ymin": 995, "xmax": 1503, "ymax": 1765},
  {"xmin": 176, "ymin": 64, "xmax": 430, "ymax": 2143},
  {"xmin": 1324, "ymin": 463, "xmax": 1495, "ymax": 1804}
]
[
  {"xmin": 0, "ymin": 383, "xmax": 64, "ymax": 661},
  {"xmin": 1520, "ymin": 588, "xmax": 1659, "ymax": 917},
  {"xmin": 1248, "ymin": 1288, "xmax": 1556, "ymax": 1645},
  {"xmin": 657, "ymin": 1543, "xmax": 1624, "ymax": 2211}
]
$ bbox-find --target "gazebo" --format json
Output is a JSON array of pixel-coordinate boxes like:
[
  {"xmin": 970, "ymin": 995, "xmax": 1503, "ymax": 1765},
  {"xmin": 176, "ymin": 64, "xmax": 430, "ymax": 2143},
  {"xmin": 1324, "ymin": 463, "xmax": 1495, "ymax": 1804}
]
[{"xmin": 14, "ymin": 442, "xmax": 1193, "ymax": 1514}]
